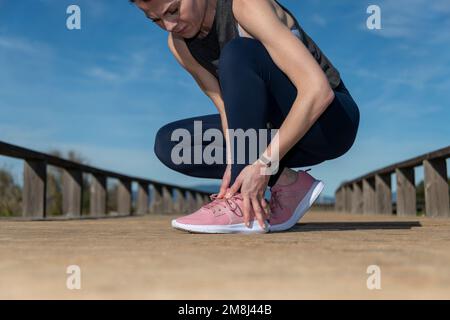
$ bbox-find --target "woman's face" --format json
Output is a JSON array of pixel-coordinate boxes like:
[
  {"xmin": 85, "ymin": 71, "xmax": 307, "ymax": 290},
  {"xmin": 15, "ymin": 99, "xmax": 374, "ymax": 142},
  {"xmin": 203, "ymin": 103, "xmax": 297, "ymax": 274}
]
[{"xmin": 134, "ymin": 0, "xmax": 208, "ymax": 38}]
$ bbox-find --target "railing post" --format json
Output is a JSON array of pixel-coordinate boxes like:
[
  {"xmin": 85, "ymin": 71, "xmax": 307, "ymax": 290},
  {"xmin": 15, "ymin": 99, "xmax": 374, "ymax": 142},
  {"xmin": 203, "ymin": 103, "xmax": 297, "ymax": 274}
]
[
  {"xmin": 23, "ymin": 159, "xmax": 47, "ymax": 218},
  {"xmin": 185, "ymin": 191, "xmax": 196, "ymax": 213},
  {"xmin": 363, "ymin": 177, "xmax": 376, "ymax": 215},
  {"xmin": 150, "ymin": 184, "xmax": 163, "ymax": 214},
  {"xmin": 172, "ymin": 188, "xmax": 184, "ymax": 214},
  {"xmin": 351, "ymin": 181, "xmax": 363, "ymax": 214},
  {"xmin": 423, "ymin": 159, "xmax": 450, "ymax": 217},
  {"xmin": 162, "ymin": 186, "xmax": 173, "ymax": 214},
  {"xmin": 136, "ymin": 182, "xmax": 149, "ymax": 215},
  {"xmin": 395, "ymin": 167, "xmax": 416, "ymax": 216},
  {"xmin": 195, "ymin": 192, "xmax": 203, "ymax": 210},
  {"xmin": 203, "ymin": 194, "xmax": 210, "ymax": 206},
  {"xmin": 62, "ymin": 169, "xmax": 82, "ymax": 217},
  {"xmin": 90, "ymin": 174, "xmax": 106, "ymax": 216},
  {"xmin": 335, "ymin": 187, "xmax": 344, "ymax": 212},
  {"xmin": 117, "ymin": 179, "xmax": 131, "ymax": 215},
  {"xmin": 375, "ymin": 173, "xmax": 392, "ymax": 215},
  {"xmin": 344, "ymin": 185, "xmax": 352, "ymax": 213}
]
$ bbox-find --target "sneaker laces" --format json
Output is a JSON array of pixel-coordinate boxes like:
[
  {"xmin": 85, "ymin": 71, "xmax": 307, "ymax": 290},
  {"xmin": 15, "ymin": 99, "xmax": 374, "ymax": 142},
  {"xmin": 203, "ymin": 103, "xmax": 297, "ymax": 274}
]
[{"xmin": 204, "ymin": 194, "xmax": 244, "ymax": 217}]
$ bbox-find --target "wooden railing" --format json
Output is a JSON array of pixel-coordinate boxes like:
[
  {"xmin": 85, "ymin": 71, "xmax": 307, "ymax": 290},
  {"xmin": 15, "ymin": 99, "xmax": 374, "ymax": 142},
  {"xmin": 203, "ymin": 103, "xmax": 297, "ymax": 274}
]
[
  {"xmin": 335, "ymin": 146, "xmax": 450, "ymax": 217},
  {"xmin": 0, "ymin": 141, "xmax": 210, "ymax": 219}
]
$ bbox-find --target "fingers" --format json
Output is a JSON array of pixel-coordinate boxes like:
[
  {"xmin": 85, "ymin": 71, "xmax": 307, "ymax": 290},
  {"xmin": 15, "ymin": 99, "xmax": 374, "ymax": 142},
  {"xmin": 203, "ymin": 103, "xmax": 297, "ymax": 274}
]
[
  {"xmin": 217, "ymin": 167, "xmax": 231, "ymax": 199},
  {"xmin": 227, "ymin": 176, "xmax": 242, "ymax": 198},
  {"xmin": 242, "ymin": 192, "xmax": 268, "ymax": 230},
  {"xmin": 260, "ymin": 197, "xmax": 270, "ymax": 219},
  {"xmin": 251, "ymin": 196, "xmax": 266, "ymax": 229},
  {"xmin": 242, "ymin": 196, "xmax": 252, "ymax": 227},
  {"xmin": 217, "ymin": 182, "xmax": 228, "ymax": 199}
]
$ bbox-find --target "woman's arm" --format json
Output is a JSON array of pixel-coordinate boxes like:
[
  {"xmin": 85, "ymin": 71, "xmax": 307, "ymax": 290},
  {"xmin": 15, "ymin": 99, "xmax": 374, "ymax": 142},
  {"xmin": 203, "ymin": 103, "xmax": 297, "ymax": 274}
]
[
  {"xmin": 232, "ymin": 0, "xmax": 335, "ymax": 163},
  {"xmin": 168, "ymin": 34, "xmax": 223, "ymax": 111},
  {"xmin": 168, "ymin": 32, "xmax": 233, "ymax": 172}
]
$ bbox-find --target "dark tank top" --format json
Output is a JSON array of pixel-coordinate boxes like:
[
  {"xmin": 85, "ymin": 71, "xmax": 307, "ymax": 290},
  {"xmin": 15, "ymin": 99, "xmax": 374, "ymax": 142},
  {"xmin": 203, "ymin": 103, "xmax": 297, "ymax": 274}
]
[{"xmin": 184, "ymin": 0, "xmax": 341, "ymax": 89}]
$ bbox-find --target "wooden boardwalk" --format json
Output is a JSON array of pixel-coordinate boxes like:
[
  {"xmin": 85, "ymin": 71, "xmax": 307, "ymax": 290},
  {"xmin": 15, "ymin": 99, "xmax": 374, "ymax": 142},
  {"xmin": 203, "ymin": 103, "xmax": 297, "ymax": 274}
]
[{"xmin": 1, "ymin": 211, "xmax": 449, "ymax": 299}]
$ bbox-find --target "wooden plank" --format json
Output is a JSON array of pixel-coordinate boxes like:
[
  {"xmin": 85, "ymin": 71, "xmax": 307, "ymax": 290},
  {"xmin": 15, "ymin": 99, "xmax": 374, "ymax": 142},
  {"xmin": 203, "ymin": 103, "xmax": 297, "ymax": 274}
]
[
  {"xmin": 337, "ymin": 145, "xmax": 450, "ymax": 187},
  {"xmin": 0, "ymin": 141, "xmax": 211, "ymax": 196},
  {"xmin": 363, "ymin": 177, "xmax": 376, "ymax": 215},
  {"xmin": 162, "ymin": 186, "xmax": 173, "ymax": 214},
  {"xmin": 351, "ymin": 181, "xmax": 363, "ymax": 214},
  {"xmin": 424, "ymin": 159, "xmax": 450, "ymax": 217},
  {"xmin": 90, "ymin": 174, "xmax": 106, "ymax": 216},
  {"xmin": 22, "ymin": 160, "xmax": 47, "ymax": 218},
  {"xmin": 62, "ymin": 169, "xmax": 82, "ymax": 217},
  {"xmin": 203, "ymin": 195, "xmax": 210, "ymax": 206},
  {"xmin": 344, "ymin": 185, "xmax": 352, "ymax": 212},
  {"xmin": 334, "ymin": 188, "xmax": 344, "ymax": 212},
  {"xmin": 375, "ymin": 173, "xmax": 392, "ymax": 215},
  {"xmin": 395, "ymin": 167, "xmax": 416, "ymax": 216},
  {"xmin": 185, "ymin": 191, "xmax": 196, "ymax": 214},
  {"xmin": 195, "ymin": 193, "xmax": 204, "ymax": 210},
  {"xmin": 136, "ymin": 182, "xmax": 149, "ymax": 215},
  {"xmin": 172, "ymin": 188, "xmax": 184, "ymax": 214},
  {"xmin": 117, "ymin": 179, "xmax": 132, "ymax": 215},
  {"xmin": 149, "ymin": 184, "xmax": 163, "ymax": 214},
  {"xmin": 1, "ymin": 140, "xmax": 222, "ymax": 220}
]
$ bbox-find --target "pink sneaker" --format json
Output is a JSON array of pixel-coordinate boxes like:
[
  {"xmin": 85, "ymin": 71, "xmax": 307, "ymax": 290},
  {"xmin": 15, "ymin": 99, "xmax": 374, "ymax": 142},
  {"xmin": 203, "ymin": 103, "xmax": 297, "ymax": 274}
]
[
  {"xmin": 171, "ymin": 194, "xmax": 269, "ymax": 234},
  {"xmin": 269, "ymin": 169, "xmax": 324, "ymax": 232}
]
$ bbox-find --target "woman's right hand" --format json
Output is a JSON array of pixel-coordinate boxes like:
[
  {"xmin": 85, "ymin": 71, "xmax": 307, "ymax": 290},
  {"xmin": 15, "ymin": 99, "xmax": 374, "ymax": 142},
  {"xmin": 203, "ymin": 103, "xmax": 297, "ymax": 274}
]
[{"xmin": 217, "ymin": 164, "xmax": 232, "ymax": 199}]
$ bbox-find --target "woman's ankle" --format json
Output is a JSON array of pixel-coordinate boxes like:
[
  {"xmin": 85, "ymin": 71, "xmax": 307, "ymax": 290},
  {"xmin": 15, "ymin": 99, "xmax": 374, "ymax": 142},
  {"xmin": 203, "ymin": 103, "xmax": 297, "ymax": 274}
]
[{"xmin": 274, "ymin": 168, "xmax": 298, "ymax": 186}]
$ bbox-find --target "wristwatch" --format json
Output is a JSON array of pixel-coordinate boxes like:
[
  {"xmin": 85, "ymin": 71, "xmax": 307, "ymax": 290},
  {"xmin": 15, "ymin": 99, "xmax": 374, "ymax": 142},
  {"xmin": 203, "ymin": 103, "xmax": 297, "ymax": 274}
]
[{"xmin": 257, "ymin": 154, "xmax": 272, "ymax": 167}]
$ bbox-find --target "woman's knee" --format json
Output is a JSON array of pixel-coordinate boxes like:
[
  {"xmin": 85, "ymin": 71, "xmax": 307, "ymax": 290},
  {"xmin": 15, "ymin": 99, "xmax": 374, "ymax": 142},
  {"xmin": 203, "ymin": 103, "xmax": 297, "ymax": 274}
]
[{"xmin": 154, "ymin": 123, "xmax": 177, "ymax": 169}]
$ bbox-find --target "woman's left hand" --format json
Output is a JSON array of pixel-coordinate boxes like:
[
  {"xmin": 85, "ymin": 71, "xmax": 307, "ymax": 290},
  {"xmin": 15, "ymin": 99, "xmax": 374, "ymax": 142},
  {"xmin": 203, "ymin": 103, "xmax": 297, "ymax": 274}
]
[{"xmin": 226, "ymin": 162, "xmax": 271, "ymax": 229}]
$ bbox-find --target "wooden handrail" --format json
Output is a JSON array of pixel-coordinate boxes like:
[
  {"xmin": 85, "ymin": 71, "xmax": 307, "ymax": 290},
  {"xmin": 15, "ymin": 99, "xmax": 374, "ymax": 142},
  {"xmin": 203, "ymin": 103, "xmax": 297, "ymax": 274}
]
[
  {"xmin": 0, "ymin": 140, "xmax": 208, "ymax": 193},
  {"xmin": 335, "ymin": 145, "xmax": 450, "ymax": 218},
  {"xmin": 0, "ymin": 140, "xmax": 210, "ymax": 219},
  {"xmin": 337, "ymin": 146, "xmax": 450, "ymax": 187}
]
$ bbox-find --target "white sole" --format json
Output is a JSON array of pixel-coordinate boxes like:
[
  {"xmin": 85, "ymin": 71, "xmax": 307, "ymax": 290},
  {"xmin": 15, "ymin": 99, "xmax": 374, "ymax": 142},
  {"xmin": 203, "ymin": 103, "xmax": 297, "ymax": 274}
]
[
  {"xmin": 171, "ymin": 219, "xmax": 269, "ymax": 234},
  {"xmin": 269, "ymin": 180, "xmax": 325, "ymax": 232}
]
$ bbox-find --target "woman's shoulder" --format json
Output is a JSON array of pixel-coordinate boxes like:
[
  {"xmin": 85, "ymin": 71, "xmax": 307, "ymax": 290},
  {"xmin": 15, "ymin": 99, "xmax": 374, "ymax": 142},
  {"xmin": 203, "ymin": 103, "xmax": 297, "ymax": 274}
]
[{"xmin": 231, "ymin": 0, "xmax": 297, "ymax": 34}]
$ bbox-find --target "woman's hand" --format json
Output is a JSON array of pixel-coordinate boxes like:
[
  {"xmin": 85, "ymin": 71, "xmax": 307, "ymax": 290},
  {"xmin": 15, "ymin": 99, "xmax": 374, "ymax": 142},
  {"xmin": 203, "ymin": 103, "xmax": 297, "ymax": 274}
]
[
  {"xmin": 226, "ymin": 162, "xmax": 270, "ymax": 229},
  {"xmin": 217, "ymin": 164, "xmax": 232, "ymax": 199}
]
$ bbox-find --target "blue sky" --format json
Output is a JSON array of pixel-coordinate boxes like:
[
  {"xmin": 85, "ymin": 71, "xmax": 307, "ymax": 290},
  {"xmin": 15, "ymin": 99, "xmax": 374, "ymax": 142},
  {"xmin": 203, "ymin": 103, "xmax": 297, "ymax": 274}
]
[{"xmin": 0, "ymin": 0, "xmax": 449, "ymax": 197}]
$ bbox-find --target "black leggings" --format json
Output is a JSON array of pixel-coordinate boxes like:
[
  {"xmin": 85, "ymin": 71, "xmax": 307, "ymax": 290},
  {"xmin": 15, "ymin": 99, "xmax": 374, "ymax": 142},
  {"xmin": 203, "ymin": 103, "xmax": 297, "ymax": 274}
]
[{"xmin": 155, "ymin": 37, "xmax": 360, "ymax": 187}]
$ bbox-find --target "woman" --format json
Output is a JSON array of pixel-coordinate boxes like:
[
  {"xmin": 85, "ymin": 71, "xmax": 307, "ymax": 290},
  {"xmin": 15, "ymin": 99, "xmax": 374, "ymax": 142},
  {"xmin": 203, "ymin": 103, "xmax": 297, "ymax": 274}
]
[{"xmin": 131, "ymin": 0, "xmax": 360, "ymax": 234}]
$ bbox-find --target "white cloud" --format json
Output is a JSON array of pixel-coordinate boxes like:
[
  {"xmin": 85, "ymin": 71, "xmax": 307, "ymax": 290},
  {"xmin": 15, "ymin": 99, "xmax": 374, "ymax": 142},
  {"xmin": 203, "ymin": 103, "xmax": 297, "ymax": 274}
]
[
  {"xmin": 0, "ymin": 35, "xmax": 53, "ymax": 56},
  {"xmin": 0, "ymin": 123, "xmax": 57, "ymax": 146},
  {"xmin": 350, "ymin": 63, "xmax": 447, "ymax": 91},
  {"xmin": 375, "ymin": 101, "xmax": 443, "ymax": 118},
  {"xmin": 86, "ymin": 66, "xmax": 122, "ymax": 82},
  {"xmin": 365, "ymin": 0, "xmax": 450, "ymax": 43},
  {"xmin": 85, "ymin": 50, "xmax": 170, "ymax": 84},
  {"xmin": 83, "ymin": 1, "xmax": 108, "ymax": 18},
  {"xmin": 311, "ymin": 14, "xmax": 328, "ymax": 27}
]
